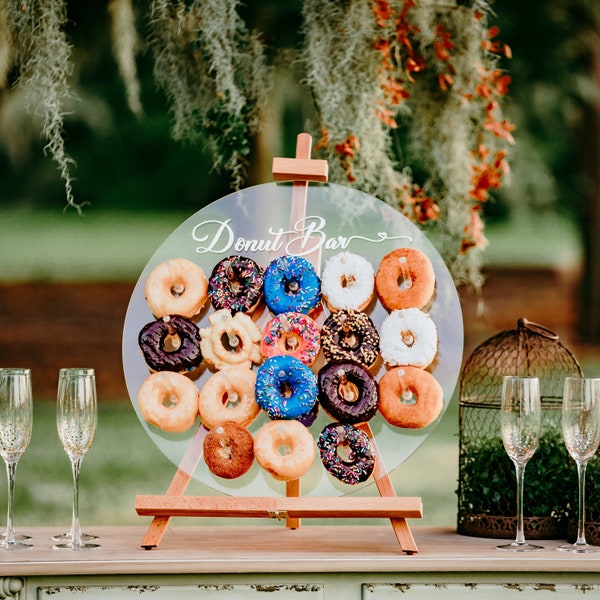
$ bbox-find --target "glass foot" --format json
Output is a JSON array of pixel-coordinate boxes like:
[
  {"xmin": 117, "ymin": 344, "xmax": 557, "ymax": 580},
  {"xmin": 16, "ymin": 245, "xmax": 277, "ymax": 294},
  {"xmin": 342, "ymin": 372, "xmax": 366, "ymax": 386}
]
[
  {"xmin": 0, "ymin": 539, "xmax": 32, "ymax": 551},
  {"xmin": 557, "ymin": 542, "xmax": 600, "ymax": 553},
  {"xmin": 52, "ymin": 531, "xmax": 98, "ymax": 542},
  {"xmin": 53, "ymin": 540, "xmax": 100, "ymax": 551},
  {"xmin": 496, "ymin": 541, "xmax": 544, "ymax": 552},
  {"xmin": 1, "ymin": 531, "xmax": 31, "ymax": 541}
]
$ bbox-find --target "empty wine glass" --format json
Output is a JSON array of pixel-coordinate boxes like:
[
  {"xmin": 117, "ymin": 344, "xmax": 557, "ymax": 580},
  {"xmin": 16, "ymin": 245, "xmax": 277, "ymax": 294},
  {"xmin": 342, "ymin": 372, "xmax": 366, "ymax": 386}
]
[
  {"xmin": 497, "ymin": 375, "xmax": 544, "ymax": 551},
  {"xmin": 557, "ymin": 376, "xmax": 600, "ymax": 553},
  {"xmin": 0, "ymin": 368, "xmax": 33, "ymax": 550},
  {"xmin": 54, "ymin": 368, "xmax": 99, "ymax": 550}
]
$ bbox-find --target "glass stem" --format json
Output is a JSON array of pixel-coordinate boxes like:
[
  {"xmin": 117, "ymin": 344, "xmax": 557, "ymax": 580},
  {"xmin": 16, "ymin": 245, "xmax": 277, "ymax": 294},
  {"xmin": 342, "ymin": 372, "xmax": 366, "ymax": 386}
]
[
  {"xmin": 69, "ymin": 456, "xmax": 83, "ymax": 544},
  {"xmin": 514, "ymin": 461, "xmax": 527, "ymax": 545},
  {"xmin": 575, "ymin": 459, "xmax": 588, "ymax": 546},
  {"xmin": 4, "ymin": 460, "xmax": 17, "ymax": 544}
]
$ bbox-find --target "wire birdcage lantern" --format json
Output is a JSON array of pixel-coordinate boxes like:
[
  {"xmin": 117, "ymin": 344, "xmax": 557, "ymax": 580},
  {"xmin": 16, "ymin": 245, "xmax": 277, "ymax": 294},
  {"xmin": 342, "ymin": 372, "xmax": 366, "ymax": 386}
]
[{"xmin": 457, "ymin": 317, "xmax": 582, "ymax": 539}]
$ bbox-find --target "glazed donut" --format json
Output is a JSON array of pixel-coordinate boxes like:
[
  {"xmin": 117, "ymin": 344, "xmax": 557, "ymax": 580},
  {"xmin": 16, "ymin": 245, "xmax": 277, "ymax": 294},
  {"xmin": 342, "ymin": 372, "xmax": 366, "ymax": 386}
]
[
  {"xmin": 378, "ymin": 366, "xmax": 443, "ymax": 428},
  {"xmin": 144, "ymin": 258, "xmax": 208, "ymax": 319},
  {"xmin": 208, "ymin": 255, "xmax": 264, "ymax": 314},
  {"xmin": 321, "ymin": 309, "xmax": 380, "ymax": 368},
  {"xmin": 318, "ymin": 360, "xmax": 379, "ymax": 424},
  {"xmin": 254, "ymin": 420, "xmax": 316, "ymax": 481},
  {"xmin": 137, "ymin": 371, "xmax": 199, "ymax": 433},
  {"xmin": 198, "ymin": 367, "xmax": 260, "ymax": 429},
  {"xmin": 379, "ymin": 308, "xmax": 438, "ymax": 368},
  {"xmin": 255, "ymin": 355, "xmax": 318, "ymax": 420},
  {"xmin": 321, "ymin": 251, "xmax": 375, "ymax": 311},
  {"xmin": 317, "ymin": 423, "xmax": 375, "ymax": 485},
  {"xmin": 262, "ymin": 312, "xmax": 321, "ymax": 366},
  {"xmin": 203, "ymin": 422, "xmax": 255, "ymax": 479},
  {"xmin": 263, "ymin": 255, "xmax": 321, "ymax": 315},
  {"xmin": 138, "ymin": 315, "xmax": 202, "ymax": 373},
  {"xmin": 199, "ymin": 309, "xmax": 262, "ymax": 371},
  {"xmin": 375, "ymin": 247, "xmax": 435, "ymax": 310}
]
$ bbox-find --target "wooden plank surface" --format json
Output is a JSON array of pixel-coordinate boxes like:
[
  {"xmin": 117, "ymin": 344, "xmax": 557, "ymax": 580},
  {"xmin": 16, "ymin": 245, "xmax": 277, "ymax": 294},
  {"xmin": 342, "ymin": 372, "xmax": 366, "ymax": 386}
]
[{"xmin": 2, "ymin": 526, "xmax": 600, "ymax": 577}]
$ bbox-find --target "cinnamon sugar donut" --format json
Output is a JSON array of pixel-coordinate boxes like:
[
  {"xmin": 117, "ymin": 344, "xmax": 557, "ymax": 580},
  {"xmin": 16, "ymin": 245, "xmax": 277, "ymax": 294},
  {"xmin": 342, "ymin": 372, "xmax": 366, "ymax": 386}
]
[
  {"xmin": 375, "ymin": 247, "xmax": 435, "ymax": 310},
  {"xmin": 378, "ymin": 366, "xmax": 443, "ymax": 429},
  {"xmin": 137, "ymin": 371, "xmax": 199, "ymax": 433},
  {"xmin": 321, "ymin": 251, "xmax": 375, "ymax": 311},
  {"xmin": 379, "ymin": 308, "xmax": 438, "ymax": 368},
  {"xmin": 254, "ymin": 420, "xmax": 316, "ymax": 481},
  {"xmin": 199, "ymin": 309, "xmax": 262, "ymax": 371},
  {"xmin": 198, "ymin": 367, "xmax": 260, "ymax": 429},
  {"xmin": 145, "ymin": 258, "xmax": 208, "ymax": 318},
  {"xmin": 203, "ymin": 422, "xmax": 255, "ymax": 479}
]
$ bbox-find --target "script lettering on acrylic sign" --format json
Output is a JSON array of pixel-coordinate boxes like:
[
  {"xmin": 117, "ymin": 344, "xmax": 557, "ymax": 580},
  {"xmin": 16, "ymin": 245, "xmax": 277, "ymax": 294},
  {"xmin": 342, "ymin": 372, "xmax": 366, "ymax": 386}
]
[{"xmin": 192, "ymin": 216, "xmax": 411, "ymax": 257}]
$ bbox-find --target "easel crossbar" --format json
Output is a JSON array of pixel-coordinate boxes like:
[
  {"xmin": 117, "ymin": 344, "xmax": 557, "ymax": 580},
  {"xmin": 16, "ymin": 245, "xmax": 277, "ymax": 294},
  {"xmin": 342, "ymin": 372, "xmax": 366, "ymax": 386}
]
[{"xmin": 136, "ymin": 495, "xmax": 423, "ymax": 520}]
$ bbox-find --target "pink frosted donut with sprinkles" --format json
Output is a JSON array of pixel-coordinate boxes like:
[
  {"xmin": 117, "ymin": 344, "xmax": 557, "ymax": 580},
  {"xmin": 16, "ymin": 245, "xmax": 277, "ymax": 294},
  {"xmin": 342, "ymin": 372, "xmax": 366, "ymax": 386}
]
[{"xmin": 261, "ymin": 312, "xmax": 321, "ymax": 366}]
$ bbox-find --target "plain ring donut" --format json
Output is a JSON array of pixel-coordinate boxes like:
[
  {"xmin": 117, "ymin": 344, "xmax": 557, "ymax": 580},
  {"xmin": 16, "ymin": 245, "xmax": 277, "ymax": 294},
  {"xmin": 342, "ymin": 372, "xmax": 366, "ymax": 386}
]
[
  {"xmin": 144, "ymin": 257, "xmax": 208, "ymax": 318},
  {"xmin": 198, "ymin": 367, "xmax": 259, "ymax": 429},
  {"xmin": 375, "ymin": 247, "xmax": 435, "ymax": 310},
  {"xmin": 137, "ymin": 371, "xmax": 199, "ymax": 433},
  {"xmin": 378, "ymin": 366, "xmax": 443, "ymax": 429},
  {"xmin": 254, "ymin": 419, "xmax": 316, "ymax": 481}
]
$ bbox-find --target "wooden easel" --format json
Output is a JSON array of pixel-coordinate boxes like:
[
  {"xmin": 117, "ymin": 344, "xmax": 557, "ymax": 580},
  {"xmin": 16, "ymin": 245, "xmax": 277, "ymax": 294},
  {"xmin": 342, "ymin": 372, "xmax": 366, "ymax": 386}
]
[{"xmin": 136, "ymin": 133, "xmax": 422, "ymax": 554}]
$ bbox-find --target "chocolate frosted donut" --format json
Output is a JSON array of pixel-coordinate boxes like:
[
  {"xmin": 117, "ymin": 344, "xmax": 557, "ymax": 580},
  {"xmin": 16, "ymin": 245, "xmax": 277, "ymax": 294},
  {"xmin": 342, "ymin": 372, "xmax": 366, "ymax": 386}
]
[
  {"xmin": 138, "ymin": 315, "xmax": 202, "ymax": 372},
  {"xmin": 321, "ymin": 309, "xmax": 380, "ymax": 367},
  {"xmin": 317, "ymin": 423, "xmax": 375, "ymax": 485},
  {"xmin": 318, "ymin": 360, "xmax": 379, "ymax": 424},
  {"xmin": 208, "ymin": 255, "xmax": 264, "ymax": 314},
  {"xmin": 203, "ymin": 422, "xmax": 255, "ymax": 479}
]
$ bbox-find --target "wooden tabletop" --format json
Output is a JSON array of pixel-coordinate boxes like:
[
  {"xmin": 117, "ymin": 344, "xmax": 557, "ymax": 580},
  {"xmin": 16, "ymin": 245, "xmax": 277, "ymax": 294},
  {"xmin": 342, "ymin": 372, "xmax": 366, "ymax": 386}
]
[{"xmin": 1, "ymin": 526, "xmax": 600, "ymax": 576}]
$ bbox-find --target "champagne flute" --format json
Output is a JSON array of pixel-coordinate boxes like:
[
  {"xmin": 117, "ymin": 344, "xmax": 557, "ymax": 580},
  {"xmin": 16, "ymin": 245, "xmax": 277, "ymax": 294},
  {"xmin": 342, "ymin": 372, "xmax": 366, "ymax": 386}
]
[
  {"xmin": 557, "ymin": 376, "xmax": 600, "ymax": 553},
  {"xmin": 497, "ymin": 376, "xmax": 544, "ymax": 551},
  {"xmin": 0, "ymin": 368, "xmax": 33, "ymax": 550},
  {"xmin": 54, "ymin": 368, "xmax": 99, "ymax": 550}
]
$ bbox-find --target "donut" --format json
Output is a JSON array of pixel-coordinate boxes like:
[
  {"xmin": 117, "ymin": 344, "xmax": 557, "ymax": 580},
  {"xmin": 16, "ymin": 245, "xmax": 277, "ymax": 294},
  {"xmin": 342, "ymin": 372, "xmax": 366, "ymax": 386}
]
[
  {"xmin": 379, "ymin": 308, "xmax": 438, "ymax": 368},
  {"xmin": 144, "ymin": 258, "xmax": 208, "ymax": 319},
  {"xmin": 255, "ymin": 355, "xmax": 318, "ymax": 420},
  {"xmin": 203, "ymin": 422, "xmax": 255, "ymax": 479},
  {"xmin": 208, "ymin": 255, "xmax": 264, "ymax": 314},
  {"xmin": 321, "ymin": 309, "xmax": 380, "ymax": 368},
  {"xmin": 317, "ymin": 360, "xmax": 379, "ymax": 424},
  {"xmin": 199, "ymin": 309, "xmax": 262, "ymax": 371},
  {"xmin": 262, "ymin": 312, "xmax": 321, "ymax": 366},
  {"xmin": 375, "ymin": 247, "xmax": 435, "ymax": 310},
  {"xmin": 321, "ymin": 251, "xmax": 375, "ymax": 311},
  {"xmin": 263, "ymin": 255, "xmax": 321, "ymax": 315},
  {"xmin": 138, "ymin": 315, "xmax": 202, "ymax": 373},
  {"xmin": 137, "ymin": 371, "xmax": 199, "ymax": 433},
  {"xmin": 378, "ymin": 366, "xmax": 443, "ymax": 428},
  {"xmin": 254, "ymin": 420, "xmax": 316, "ymax": 481},
  {"xmin": 317, "ymin": 423, "xmax": 375, "ymax": 485},
  {"xmin": 198, "ymin": 367, "xmax": 260, "ymax": 429}
]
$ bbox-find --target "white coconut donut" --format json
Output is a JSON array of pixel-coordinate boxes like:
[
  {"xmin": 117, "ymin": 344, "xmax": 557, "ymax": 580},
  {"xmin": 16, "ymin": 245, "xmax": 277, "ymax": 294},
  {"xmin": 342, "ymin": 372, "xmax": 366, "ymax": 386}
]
[
  {"xmin": 379, "ymin": 308, "xmax": 438, "ymax": 368},
  {"xmin": 144, "ymin": 258, "xmax": 208, "ymax": 319},
  {"xmin": 321, "ymin": 251, "xmax": 375, "ymax": 311}
]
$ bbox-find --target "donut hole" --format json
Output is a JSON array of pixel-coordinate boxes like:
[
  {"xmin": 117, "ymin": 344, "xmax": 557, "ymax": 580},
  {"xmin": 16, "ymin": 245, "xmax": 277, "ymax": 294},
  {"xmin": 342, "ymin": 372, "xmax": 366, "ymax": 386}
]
[
  {"xmin": 284, "ymin": 278, "xmax": 300, "ymax": 295},
  {"xmin": 336, "ymin": 441, "xmax": 356, "ymax": 464},
  {"xmin": 162, "ymin": 333, "xmax": 182, "ymax": 353},
  {"xmin": 170, "ymin": 282, "xmax": 185, "ymax": 297},
  {"xmin": 400, "ymin": 388, "xmax": 417, "ymax": 406},
  {"xmin": 277, "ymin": 442, "xmax": 293, "ymax": 456},
  {"xmin": 220, "ymin": 332, "xmax": 242, "ymax": 353},
  {"xmin": 283, "ymin": 333, "xmax": 300, "ymax": 352},
  {"xmin": 161, "ymin": 393, "xmax": 179, "ymax": 409},
  {"xmin": 397, "ymin": 256, "xmax": 414, "ymax": 291},
  {"xmin": 217, "ymin": 440, "xmax": 233, "ymax": 460},
  {"xmin": 337, "ymin": 381, "xmax": 360, "ymax": 403},
  {"xmin": 342, "ymin": 331, "xmax": 360, "ymax": 350},
  {"xmin": 221, "ymin": 391, "xmax": 241, "ymax": 410},
  {"xmin": 400, "ymin": 329, "xmax": 416, "ymax": 348},
  {"xmin": 340, "ymin": 274, "xmax": 356, "ymax": 288}
]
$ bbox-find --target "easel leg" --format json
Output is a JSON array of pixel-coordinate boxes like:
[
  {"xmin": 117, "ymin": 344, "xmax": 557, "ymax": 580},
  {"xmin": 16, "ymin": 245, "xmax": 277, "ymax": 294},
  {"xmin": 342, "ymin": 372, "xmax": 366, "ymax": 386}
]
[
  {"xmin": 286, "ymin": 479, "xmax": 301, "ymax": 529},
  {"xmin": 141, "ymin": 427, "xmax": 205, "ymax": 549}
]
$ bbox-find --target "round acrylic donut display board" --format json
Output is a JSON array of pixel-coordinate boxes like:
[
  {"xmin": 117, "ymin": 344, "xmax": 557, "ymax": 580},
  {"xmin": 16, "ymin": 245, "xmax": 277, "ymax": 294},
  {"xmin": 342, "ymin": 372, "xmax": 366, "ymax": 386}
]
[{"xmin": 122, "ymin": 181, "xmax": 464, "ymax": 499}]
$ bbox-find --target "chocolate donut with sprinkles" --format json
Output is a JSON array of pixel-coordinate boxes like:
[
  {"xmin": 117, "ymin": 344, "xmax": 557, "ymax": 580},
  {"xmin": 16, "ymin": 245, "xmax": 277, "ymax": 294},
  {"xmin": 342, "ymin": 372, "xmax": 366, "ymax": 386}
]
[
  {"xmin": 317, "ymin": 422, "xmax": 376, "ymax": 485},
  {"xmin": 208, "ymin": 255, "xmax": 264, "ymax": 314}
]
